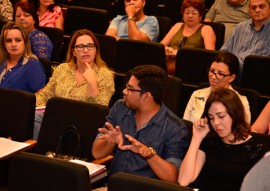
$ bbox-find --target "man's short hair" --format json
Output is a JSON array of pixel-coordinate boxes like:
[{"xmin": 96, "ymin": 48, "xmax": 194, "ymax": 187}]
[
  {"xmin": 127, "ymin": 65, "xmax": 168, "ymax": 104},
  {"xmin": 249, "ymin": 0, "xmax": 270, "ymax": 6}
]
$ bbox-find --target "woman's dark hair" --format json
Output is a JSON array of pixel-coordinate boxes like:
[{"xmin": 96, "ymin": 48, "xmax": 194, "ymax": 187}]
[
  {"xmin": 202, "ymin": 88, "xmax": 250, "ymax": 143},
  {"xmin": 180, "ymin": 0, "xmax": 206, "ymax": 16},
  {"xmin": 211, "ymin": 51, "xmax": 240, "ymax": 88},
  {"xmin": 213, "ymin": 51, "xmax": 240, "ymax": 77},
  {"xmin": 14, "ymin": 2, "xmax": 39, "ymax": 28}
]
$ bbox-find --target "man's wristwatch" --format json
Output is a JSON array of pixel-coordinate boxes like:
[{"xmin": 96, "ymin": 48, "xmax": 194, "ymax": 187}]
[
  {"xmin": 144, "ymin": 147, "xmax": 156, "ymax": 160},
  {"xmin": 128, "ymin": 16, "xmax": 136, "ymax": 22}
]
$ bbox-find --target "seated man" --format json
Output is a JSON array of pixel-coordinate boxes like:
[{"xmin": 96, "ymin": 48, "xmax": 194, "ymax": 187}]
[
  {"xmin": 105, "ymin": 0, "xmax": 159, "ymax": 41},
  {"xmin": 204, "ymin": 0, "xmax": 250, "ymax": 41},
  {"xmin": 220, "ymin": 0, "xmax": 270, "ymax": 81},
  {"xmin": 92, "ymin": 65, "xmax": 189, "ymax": 183}
]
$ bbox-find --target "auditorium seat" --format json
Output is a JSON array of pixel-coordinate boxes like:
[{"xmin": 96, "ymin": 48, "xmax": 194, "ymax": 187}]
[
  {"xmin": 241, "ymin": 55, "xmax": 270, "ymax": 112},
  {"xmin": 8, "ymin": 152, "xmax": 90, "ymax": 191},
  {"xmin": 64, "ymin": 6, "xmax": 109, "ymax": 36},
  {"xmin": 108, "ymin": 172, "xmax": 193, "ymax": 191},
  {"xmin": 114, "ymin": 39, "xmax": 166, "ymax": 74},
  {"xmin": 34, "ymin": 97, "xmax": 109, "ymax": 162}
]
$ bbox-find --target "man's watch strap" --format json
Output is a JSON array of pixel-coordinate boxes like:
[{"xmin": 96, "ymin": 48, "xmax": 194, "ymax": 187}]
[
  {"xmin": 128, "ymin": 16, "xmax": 136, "ymax": 22},
  {"xmin": 144, "ymin": 147, "xmax": 156, "ymax": 160}
]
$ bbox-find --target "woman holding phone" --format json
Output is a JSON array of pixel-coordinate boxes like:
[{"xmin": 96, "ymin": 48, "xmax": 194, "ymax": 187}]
[{"xmin": 179, "ymin": 88, "xmax": 270, "ymax": 191}]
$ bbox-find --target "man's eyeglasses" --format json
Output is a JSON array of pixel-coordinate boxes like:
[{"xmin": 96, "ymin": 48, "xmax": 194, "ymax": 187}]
[
  {"xmin": 125, "ymin": 83, "xmax": 146, "ymax": 93},
  {"xmin": 74, "ymin": 43, "xmax": 96, "ymax": 51},
  {"xmin": 207, "ymin": 68, "xmax": 231, "ymax": 79},
  {"xmin": 178, "ymin": 36, "xmax": 187, "ymax": 48}
]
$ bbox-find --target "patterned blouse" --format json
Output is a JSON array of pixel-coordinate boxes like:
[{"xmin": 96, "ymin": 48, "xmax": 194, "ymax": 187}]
[
  {"xmin": 38, "ymin": 6, "xmax": 62, "ymax": 28},
  {"xmin": 36, "ymin": 63, "xmax": 115, "ymax": 107},
  {"xmin": 0, "ymin": 0, "xmax": 13, "ymax": 22},
  {"xmin": 29, "ymin": 29, "xmax": 53, "ymax": 60}
]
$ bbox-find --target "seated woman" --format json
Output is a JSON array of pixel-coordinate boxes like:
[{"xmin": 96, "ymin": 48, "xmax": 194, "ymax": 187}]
[
  {"xmin": 33, "ymin": 29, "xmax": 115, "ymax": 140},
  {"xmin": 179, "ymin": 88, "xmax": 270, "ymax": 191},
  {"xmin": 160, "ymin": 0, "xmax": 216, "ymax": 75},
  {"xmin": 14, "ymin": 2, "xmax": 53, "ymax": 60},
  {"xmin": 0, "ymin": 22, "xmax": 46, "ymax": 93},
  {"xmin": 37, "ymin": 0, "xmax": 64, "ymax": 30},
  {"xmin": 183, "ymin": 51, "xmax": 251, "ymax": 123},
  {"xmin": 251, "ymin": 101, "xmax": 270, "ymax": 134}
]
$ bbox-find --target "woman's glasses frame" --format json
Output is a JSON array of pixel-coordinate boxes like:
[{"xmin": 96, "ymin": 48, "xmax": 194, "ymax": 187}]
[
  {"xmin": 207, "ymin": 68, "xmax": 231, "ymax": 80},
  {"xmin": 74, "ymin": 43, "xmax": 96, "ymax": 51}
]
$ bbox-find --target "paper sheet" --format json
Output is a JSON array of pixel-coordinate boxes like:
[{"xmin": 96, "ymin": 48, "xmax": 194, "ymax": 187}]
[{"xmin": 0, "ymin": 138, "xmax": 30, "ymax": 159}]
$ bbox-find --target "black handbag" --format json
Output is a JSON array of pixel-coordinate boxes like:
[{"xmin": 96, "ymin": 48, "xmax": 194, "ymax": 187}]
[{"xmin": 46, "ymin": 125, "xmax": 82, "ymax": 160}]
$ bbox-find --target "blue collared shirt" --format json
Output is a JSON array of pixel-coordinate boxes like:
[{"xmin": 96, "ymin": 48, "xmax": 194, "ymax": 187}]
[
  {"xmin": 0, "ymin": 57, "xmax": 46, "ymax": 93},
  {"xmin": 108, "ymin": 15, "xmax": 159, "ymax": 42},
  {"xmin": 104, "ymin": 99, "xmax": 188, "ymax": 179},
  {"xmin": 221, "ymin": 18, "xmax": 270, "ymax": 70}
]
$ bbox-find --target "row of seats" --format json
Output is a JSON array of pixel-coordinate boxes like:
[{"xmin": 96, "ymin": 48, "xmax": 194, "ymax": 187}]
[
  {"xmin": 7, "ymin": 152, "xmax": 193, "ymax": 191},
  {"xmin": 63, "ymin": 0, "xmax": 215, "ymax": 24},
  {"xmin": 58, "ymin": 5, "xmax": 225, "ymax": 62}
]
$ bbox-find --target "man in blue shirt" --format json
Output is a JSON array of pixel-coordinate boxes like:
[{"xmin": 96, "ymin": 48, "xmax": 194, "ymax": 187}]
[
  {"xmin": 221, "ymin": 0, "xmax": 270, "ymax": 73},
  {"xmin": 105, "ymin": 0, "xmax": 159, "ymax": 42},
  {"xmin": 92, "ymin": 65, "xmax": 188, "ymax": 183}
]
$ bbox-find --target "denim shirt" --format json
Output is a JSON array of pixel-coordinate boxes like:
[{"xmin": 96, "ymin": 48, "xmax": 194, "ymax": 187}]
[{"xmin": 105, "ymin": 99, "xmax": 189, "ymax": 179}]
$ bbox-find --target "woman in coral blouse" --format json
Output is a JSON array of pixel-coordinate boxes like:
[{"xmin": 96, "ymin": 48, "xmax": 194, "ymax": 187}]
[{"xmin": 37, "ymin": 0, "xmax": 64, "ymax": 30}]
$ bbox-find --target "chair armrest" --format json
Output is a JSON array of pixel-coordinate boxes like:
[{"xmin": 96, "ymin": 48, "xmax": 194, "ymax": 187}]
[{"xmin": 91, "ymin": 155, "xmax": 113, "ymax": 165}]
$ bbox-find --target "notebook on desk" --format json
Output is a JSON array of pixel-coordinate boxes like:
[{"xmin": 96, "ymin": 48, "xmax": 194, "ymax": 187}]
[{"xmin": 70, "ymin": 159, "xmax": 108, "ymax": 183}]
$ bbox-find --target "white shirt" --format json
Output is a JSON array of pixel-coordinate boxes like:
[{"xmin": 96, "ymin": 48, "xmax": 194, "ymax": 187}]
[{"xmin": 183, "ymin": 86, "xmax": 251, "ymax": 123}]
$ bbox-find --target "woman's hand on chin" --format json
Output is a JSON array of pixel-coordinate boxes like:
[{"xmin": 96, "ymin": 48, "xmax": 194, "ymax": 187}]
[{"xmin": 82, "ymin": 62, "xmax": 97, "ymax": 82}]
